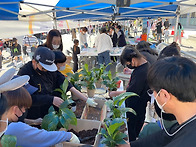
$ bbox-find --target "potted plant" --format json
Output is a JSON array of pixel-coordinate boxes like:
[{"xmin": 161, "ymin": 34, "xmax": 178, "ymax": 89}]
[
  {"xmin": 80, "ymin": 64, "xmax": 96, "ymax": 97},
  {"xmin": 105, "ymin": 92, "xmax": 137, "ymax": 119},
  {"xmin": 1, "ymin": 135, "xmax": 17, "ymax": 147},
  {"xmin": 41, "ymin": 79, "xmax": 77, "ymax": 131},
  {"xmin": 66, "ymin": 72, "xmax": 83, "ymax": 100},
  {"xmin": 102, "ymin": 70, "xmax": 120, "ymax": 91},
  {"xmin": 93, "ymin": 63, "xmax": 111, "ymax": 88},
  {"xmin": 99, "ymin": 118, "xmax": 127, "ymax": 147}
]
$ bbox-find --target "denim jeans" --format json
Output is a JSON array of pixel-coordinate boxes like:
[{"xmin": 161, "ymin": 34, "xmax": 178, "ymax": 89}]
[{"xmin": 97, "ymin": 50, "xmax": 111, "ymax": 71}]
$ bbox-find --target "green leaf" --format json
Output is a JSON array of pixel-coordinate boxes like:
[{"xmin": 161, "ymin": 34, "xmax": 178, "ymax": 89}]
[
  {"xmin": 41, "ymin": 112, "xmax": 59, "ymax": 131},
  {"xmin": 113, "ymin": 108, "xmax": 121, "ymax": 118},
  {"xmin": 60, "ymin": 79, "xmax": 68, "ymax": 93},
  {"xmin": 114, "ymin": 132, "xmax": 127, "ymax": 144},
  {"xmin": 48, "ymin": 106, "xmax": 55, "ymax": 113},
  {"xmin": 113, "ymin": 92, "xmax": 138, "ymax": 106},
  {"xmin": 118, "ymin": 107, "xmax": 136, "ymax": 116},
  {"xmin": 59, "ymin": 99, "xmax": 74, "ymax": 109},
  {"xmin": 60, "ymin": 108, "xmax": 77, "ymax": 129},
  {"xmin": 108, "ymin": 121, "xmax": 124, "ymax": 136},
  {"xmin": 54, "ymin": 88, "xmax": 64, "ymax": 95},
  {"xmin": 1, "ymin": 135, "xmax": 17, "ymax": 147},
  {"xmin": 105, "ymin": 100, "xmax": 114, "ymax": 110}
]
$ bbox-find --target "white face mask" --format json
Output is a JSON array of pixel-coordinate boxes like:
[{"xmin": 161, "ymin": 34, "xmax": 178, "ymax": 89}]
[
  {"xmin": 0, "ymin": 118, "xmax": 8, "ymax": 137},
  {"xmin": 154, "ymin": 90, "xmax": 167, "ymax": 113},
  {"xmin": 59, "ymin": 65, "xmax": 65, "ymax": 71},
  {"xmin": 52, "ymin": 44, "xmax": 60, "ymax": 50}
]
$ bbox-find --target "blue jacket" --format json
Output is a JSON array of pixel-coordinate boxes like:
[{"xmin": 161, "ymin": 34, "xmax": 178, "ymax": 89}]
[{"xmin": 5, "ymin": 122, "xmax": 72, "ymax": 147}]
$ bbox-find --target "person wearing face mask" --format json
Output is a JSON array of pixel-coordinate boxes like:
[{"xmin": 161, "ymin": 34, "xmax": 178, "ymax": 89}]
[
  {"xmin": 0, "ymin": 94, "xmax": 8, "ymax": 138},
  {"xmin": 116, "ymin": 25, "xmax": 126, "ymax": 47},
  {"xmin": 53, "ymin": 50, "xmax": 73, "ymax": 76},
  {"xmin": 109, "ymin": 45, "xmax": 150, "ymax": 141},
  {"xmin": 40, "ymin": 29, "xmax": 63, "ymax": 51},
  {"xmin": 3, "ymin": 87, "xmax": 80, "ymax": 146},
  {"xmin": 18, "ymin": 47, "xmax": 97, "ymax": 120},
  {"xmin": 79, "ymin": 27, "xmax": 88, "ymax": 49},
  {"xmin": 118, "ymin": 56, "xmax": 196, "ymax": 147}
]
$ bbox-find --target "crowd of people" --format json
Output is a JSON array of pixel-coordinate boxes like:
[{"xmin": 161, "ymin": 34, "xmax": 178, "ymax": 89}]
[{"xmin": 0, "ymin": 19, "xmax": 194, "ymax": 147}]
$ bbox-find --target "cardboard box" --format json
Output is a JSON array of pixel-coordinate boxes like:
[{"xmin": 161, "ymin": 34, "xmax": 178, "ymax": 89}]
[
  {"xmin": 81, "ymin": 98, "xmax": 107, "ymax": 122},
  {"xmin": 55, "ymin": 119, "xmax": 102, "ymax": 147}
]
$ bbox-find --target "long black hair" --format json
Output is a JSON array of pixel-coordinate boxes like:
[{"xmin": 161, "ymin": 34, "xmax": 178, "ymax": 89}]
[
  {"xmin": 178, "ymin": 23, "xmax": 182, "ymax": 29},
  {"xmin": 136, "ymin": 41, "xmax": 158, "ymax": 56}
]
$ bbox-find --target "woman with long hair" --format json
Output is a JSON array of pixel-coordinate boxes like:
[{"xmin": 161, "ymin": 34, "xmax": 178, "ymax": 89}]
[{"xmin": 175, "ymin": 23, "xmax": 184, "ymax": 46}]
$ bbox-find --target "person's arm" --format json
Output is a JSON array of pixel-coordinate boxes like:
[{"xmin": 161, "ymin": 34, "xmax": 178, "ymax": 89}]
[
  {"xmin": 109, "ymin": 90, "xmax": 126, "ymax": 98},
  {"xmin": 69, "ymin": 87, "xmax": 98, "ymax": 107},
  {"xmin": 5, "ymin": 122, "xmax": 72, "ymax": 147}
]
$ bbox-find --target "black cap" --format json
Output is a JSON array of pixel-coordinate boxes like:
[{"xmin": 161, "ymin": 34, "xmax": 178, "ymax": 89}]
[{"xmin": 34, "ymin": 47, "xmax": 57, "ymax": 72}]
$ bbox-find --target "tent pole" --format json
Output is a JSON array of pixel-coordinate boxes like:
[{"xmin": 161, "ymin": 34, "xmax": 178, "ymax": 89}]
[
  {"xmin": 53, "ymin": 10, "xmax": 57, "ymax": 29},
  {"xmin": 174, "ymin": 6, "xmax": 180, "ymax": 42}
]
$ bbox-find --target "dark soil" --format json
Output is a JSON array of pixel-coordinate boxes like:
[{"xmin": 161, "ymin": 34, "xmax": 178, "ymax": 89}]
[
  {"xmin": 86, "ymin": 107, "xmax": 102, "ymax": 121},
  {"xmin": 74, "ymin": 99, "xmax": 86, "ymax": 118},
  {"xmin": 68, "ymin": 128, "xmax": 98, "ymax": 145}
]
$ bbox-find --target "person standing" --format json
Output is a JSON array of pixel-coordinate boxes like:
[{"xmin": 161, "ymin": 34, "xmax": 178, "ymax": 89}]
[
  {"xmin": 164, "ymin": 27, "xmax": 169, "ymax": 44},
  {"xmin": 164, "ymin": 19, "xmax": 170, "ymax": 29},
  {"xmin": 11, "ymin": 38, "xmax": 23, "ymax": 67},
  {"xmin": 79, "ymin": 27, "xmax": 88, "ymax": 49},
  {"xmin": 109, "ymin": 26, "xmax": 117, "ymax": 47},
  {"xmin": 95, "ymin": 27, "xmax": 113, "ymax": 71},
  {"xmin": 175, "ymin": 23, "xmax": 184, "ymax": 46},
  {"xmin": 23, "ymin": 35, "xmax": 38, "ymax": 60},
  {"xmin": 156, "ymin": 18, "xmax": 163, "ymax": 42},
  {"xmin": 116, "ymin": 25, "xmax": 127, "ymax": 47},
  {"xmin": 72, "ymin": 39, "xmax": 80, "ymax": 72},
  {"xmin": 71, "ymin": 29, "xmax": 77, "ymax": 41}
]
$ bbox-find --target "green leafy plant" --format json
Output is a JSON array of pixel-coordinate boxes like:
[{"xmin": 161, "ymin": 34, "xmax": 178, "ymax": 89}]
[
  {"xmin": 106, "ymin": 92, "xmax": 137, "ymax": 119},
  {"xmin": 102, "ymin": 70, "xmax": 119, "ymax": 91},
  {"xmin": 99, "ymin": 118, "xmax": 127, "ymax": 147},
  {"xmin": 80, "ymin": 64, "xmax": 96, "ymax": 90},
  {"xmin": 1, "ymin": 135, "xmax": 17, "ymax": 147},
  {"xmin": 93, "ymin": 63, "xmax": 111, "ymax": 81},
  {"xmin": 41, "ymin": 79, "xmax": 77, "ymax": 131},
  {"xmin": 66, "ymin": 72, "xmax": 82, "ymax": 91}
]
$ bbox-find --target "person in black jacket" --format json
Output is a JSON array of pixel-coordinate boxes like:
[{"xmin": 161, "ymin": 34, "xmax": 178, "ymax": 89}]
[
  {"xmin": 136, "ymin": 41, "xmax": 158, "ymax": 65},
  {"xmin": 11, "ymin": 38, "xmax": 24, "ymax": 66},
  {"xmin": 110, "ymin": 45, "xmax": 150, "ymax": 141},
  {"xmin": 72, "ymin": 39, "xmax": 80, "ymax": 72},
  {"xmin": 116, "ymin": 25, "xmax": 126, "ymax": 47},
  {"xmin": 17, "ymin": 47, "xmax": 97, "ymax": 119},
  {"xmin": 109, "ymin": 26, "xmax": 117, "ymax": 47}
]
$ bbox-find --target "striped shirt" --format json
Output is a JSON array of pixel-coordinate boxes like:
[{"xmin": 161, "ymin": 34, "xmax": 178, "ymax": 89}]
[{"xmin": 23, "ymin": 36, "xmax": 38, "ymax": 52}]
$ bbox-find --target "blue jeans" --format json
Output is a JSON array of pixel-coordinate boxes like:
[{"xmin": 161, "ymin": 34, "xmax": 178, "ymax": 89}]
[{"xmin": 97, "ymin": 50, "xmax": 111, "ymax": 71}]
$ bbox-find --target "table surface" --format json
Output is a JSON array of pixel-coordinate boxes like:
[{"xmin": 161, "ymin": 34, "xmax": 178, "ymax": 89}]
[{"xmin": 78, "ymin": 47, "xmax": 124, "ymax": 57}]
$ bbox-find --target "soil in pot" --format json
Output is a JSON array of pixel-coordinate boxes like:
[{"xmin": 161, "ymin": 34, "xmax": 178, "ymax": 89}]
[
  {"xmin": 86, "ymin": 107, "xmax": 102, "ymax": 121},
  {"xmin": 68, "ymin": 128, "xmax": 98, "ymax": 145},
  {"xmin": 74, "ymin": 99, "xmax": 86, "ymax": 118}
]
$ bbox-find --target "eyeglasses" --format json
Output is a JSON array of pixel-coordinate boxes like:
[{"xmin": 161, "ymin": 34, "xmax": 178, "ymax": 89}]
[{"xmin": 147, "ymin": 89, "xmax": 153, "ymax": 96}]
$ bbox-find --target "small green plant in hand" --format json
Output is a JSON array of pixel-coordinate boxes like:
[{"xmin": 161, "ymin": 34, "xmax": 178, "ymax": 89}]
[
  {"xmin": 99, "ymin": 118, "xmax": 127, "ymax": 147},
  {"xmin": 41, "ymin": 79, "xmax": 77, "ymax": 131}
]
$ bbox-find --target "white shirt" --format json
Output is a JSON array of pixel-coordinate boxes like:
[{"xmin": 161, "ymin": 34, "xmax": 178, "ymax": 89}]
[
  {"xmin": 79, "ymin": 33, "xmax": 87, "ymax": 45},
  {"xmin": 95, "ymin": 33, "xmax": 113, "ymax": 54}
]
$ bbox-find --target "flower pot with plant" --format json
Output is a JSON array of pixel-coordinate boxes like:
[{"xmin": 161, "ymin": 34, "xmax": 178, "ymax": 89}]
[
  {"xmin": 102, "ymin": 70, "xmax": 120, "ymax": 91},
  {"xmin": 99, "ymin": 118, "xmax": 127, "ymax": 147},
  {"xmin": 80, "ymin": 64, "xmax": 96, "ymax": 98},
  {"xmin": 41, "ymin": 79, "xmax": 77, "ymax": 131},
  {"xmin": 93, "ymin": 63, "xmax": 111, "ymax": 88}
]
